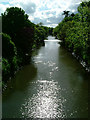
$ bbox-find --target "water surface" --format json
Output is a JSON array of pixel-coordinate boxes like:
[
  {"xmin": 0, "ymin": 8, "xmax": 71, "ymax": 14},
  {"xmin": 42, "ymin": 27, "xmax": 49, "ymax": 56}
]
[{"xmin": 3, "ymin": 36, "xmax": 88, "ymax": 118}]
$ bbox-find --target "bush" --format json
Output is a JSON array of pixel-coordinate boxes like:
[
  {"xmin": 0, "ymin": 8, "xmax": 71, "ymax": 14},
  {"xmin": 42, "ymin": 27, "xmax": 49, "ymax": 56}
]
[
  {"xmin": 2, "ymin": 33, "xmax": 17, "ymax": 61},
  {"xmin": 2, "ymin": 58, "xmax": 10, "ymax": 82},
  {"xmin": 2, "ymin": 33, "xmax": 18, "ymax": 81}
]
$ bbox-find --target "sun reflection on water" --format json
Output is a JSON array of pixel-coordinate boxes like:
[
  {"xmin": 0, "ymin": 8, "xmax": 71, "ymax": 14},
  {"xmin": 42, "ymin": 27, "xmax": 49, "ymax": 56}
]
[{"xmin": 20, "ymin": 80, "xmax": 66, "ymax": 118}]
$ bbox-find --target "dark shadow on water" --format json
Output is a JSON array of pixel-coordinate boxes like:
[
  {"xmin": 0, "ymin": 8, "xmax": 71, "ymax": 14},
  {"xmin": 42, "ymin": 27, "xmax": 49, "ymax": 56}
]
[
  {"xmin": 58, "ymin": 46, "xmax": 89, "ymax": 81},
  {"xmin": 3, "ymin": 63, "xmax": 37, "ymax": 101}
]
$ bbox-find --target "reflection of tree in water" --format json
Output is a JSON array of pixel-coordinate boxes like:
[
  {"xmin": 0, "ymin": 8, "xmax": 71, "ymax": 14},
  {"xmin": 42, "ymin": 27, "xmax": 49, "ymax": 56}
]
[
  {"xmin": 32, "ymin": 46, "xmax": 44, "ymax": 57},
  {"xmin": 3, "ymin": 63, "xmax": 37, "ymax": 100},
  {"xmin": 58, "ymin": 46, "xmax": 78, "ymax": 67},
  {"xmin": 58, "ymin": 46, "xmax": 89, "ymax": 81}
]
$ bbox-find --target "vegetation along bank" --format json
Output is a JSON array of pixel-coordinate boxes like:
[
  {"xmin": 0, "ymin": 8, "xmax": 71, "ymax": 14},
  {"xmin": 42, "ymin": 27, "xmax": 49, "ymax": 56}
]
[
  {"xmin": 1, "ymin": 1, "xmax": 90, "ymax": 89},
  {"xmin": 53, "ymin": 1, "xmax": 90, "ymax": 71},
  {"xmin": 0, "ymin": 7, "xmax": 53, "ymax": 88}
]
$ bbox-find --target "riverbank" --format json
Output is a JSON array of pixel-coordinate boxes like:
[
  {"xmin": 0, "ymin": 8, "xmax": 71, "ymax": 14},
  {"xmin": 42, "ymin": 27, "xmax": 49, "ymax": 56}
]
[
  {"xmin": 2, "ymin": 36, "xmax": 88, "ymax": 118},
  {"xmin": 1, "ymin": 7, "xmax": 54, "ymax": 88},
  {"xmin": 2, "ymin": 44, "xmax": 45, "ymax": 92},
  {"xmin": 53, "ymin": 1, "xmax": 90, "ymax": 72},
  {"xmin": 60, "ymin": 41, "xmax": 90, "ymax": 72}
]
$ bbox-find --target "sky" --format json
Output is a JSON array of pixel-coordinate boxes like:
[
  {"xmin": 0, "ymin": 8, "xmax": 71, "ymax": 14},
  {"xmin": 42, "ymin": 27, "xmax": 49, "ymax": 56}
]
[{"xmin": 0, "ymin": 0, "xmax": 88, "ymax": 28}]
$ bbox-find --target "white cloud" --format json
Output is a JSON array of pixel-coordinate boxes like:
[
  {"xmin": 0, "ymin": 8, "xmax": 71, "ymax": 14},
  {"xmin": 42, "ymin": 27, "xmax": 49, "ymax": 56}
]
[
  {"xmin": 0, "ymin": 3, "xmax": 10, "ymax": 14},
  {"xmin": 0, "ymin": 0, "xmax": 85, "ymax": 27},
  {"xmin": 20, "ymin": 2, "xmax": 36, "ymax": 14}
]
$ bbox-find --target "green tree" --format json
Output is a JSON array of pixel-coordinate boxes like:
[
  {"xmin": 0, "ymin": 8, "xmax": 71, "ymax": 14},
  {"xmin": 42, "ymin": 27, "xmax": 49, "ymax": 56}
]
[
  {"xmin": 2, "ymin": 58, "xmax": 10, "ymax": 82},
  {"xmin": 2, "ymin": 7, "xmax": 29, "ymax": 39},
  {"xmin": 78, "ymin": 1, "xmax": 90, "ymax": 23},
  {"xmin": 2, "ymin": 7, "xmax": 35, "ymax": 65},
  {"xmin": 2, "ymin": 33, "xmax": 18, "ymax": 81},
  {"xmin": 2, "ymin": 33, "xmax": 17, "ymax": 62},
  {"xmin": 54, "ymin": 1, "xmax": 90, "ymax": 69}
]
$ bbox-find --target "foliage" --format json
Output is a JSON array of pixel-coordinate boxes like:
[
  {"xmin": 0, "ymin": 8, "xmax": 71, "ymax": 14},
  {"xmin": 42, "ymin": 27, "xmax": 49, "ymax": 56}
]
[
  {"xmin": 2, "ymin": 7, "xmax": 29, "ymax": 38},
  {"xmin": 62, "ymin": 10, "xmax": 70, "ymax": 17},
  {"xmin": 2, "ymin": 7, "xmax": 51, "ymax": 82},
  {"xmin": 2, "ymin": 33, "xmax": 17, "ymax": 61},
  {"xmin": 2, "ymin": 7, "xmax": 34, "ymax": 64},
  {"xmin": 2, "ymin": 58, "xmax": 10, "ymax": 81},
  {"xmin": 78, "ymin": 1, "xmax": 90, "ymax": 23},
  {"xmin": 2, "ymin": 33, "xmax": 18, "ymax": 82},
  {"xmin": 48, "ymin": 27, "xmax": 53, "ymax": 35},
  {"xmin": 54, "ymin": 1, "xmax": 90, "ymax": 69}
]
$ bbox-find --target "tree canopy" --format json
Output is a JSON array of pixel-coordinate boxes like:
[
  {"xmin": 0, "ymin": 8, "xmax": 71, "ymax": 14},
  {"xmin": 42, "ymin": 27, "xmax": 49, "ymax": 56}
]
[
  {"xmin": 1, "ymin": 7, "xmax": 53, "ymax": 84},
  {"xmin": 53, "ymin": 1, "xmax": 90, "ymax": 71}
]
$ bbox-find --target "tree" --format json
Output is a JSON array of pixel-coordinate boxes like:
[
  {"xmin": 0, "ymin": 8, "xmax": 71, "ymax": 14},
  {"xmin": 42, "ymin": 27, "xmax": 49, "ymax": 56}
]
[
  {"xmin": 78, "ymin": 1, "xmax": 90, "ymax": 22},
  {"xmin": 2, "ymin": 33, "xmax": 17, "ymax": 62},
  {"xmin": 2, "ymin": 7, "xmax": 29, "ymax": 39},
  {"xmin": 2, "ymin": 7, "xmax": 49, "ymax": 83},
  {"xmin": 37, "ymin": 22, "xmax": 43, "ymax": 26},
  {"xmin": 2, "ymin": 33, "xmax": 18, "ymax": 81},
  {"xmin": 54, "ymin": 1, "xmax": 90, "ymax": 69},
  {"xmin": 62, "ymin": 10, "xmax": 70, "ymax": 17},
  {"xmin": 70, "ymin": 13, "xmax": 75, "ymax": 17},
  {"xmin": 2, "ymin": 7, "xmax": 35, "ymax": 64}
]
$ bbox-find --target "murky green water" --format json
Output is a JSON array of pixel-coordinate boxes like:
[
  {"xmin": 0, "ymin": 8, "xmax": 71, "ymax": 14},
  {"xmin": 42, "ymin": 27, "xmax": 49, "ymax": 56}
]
[{"xmin": 2, "ymin": 36, "xmax": 89, "ymax": 118}]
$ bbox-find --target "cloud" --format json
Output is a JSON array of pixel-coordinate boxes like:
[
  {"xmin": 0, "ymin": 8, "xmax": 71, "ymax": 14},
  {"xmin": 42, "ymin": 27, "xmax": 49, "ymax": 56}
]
[
  {"xmin": 0, "ymin": 0, "xmax": 84, "ymax": 27},
  {"xmin": 28, "ymin": 0, "xmax": 83, "ymax": 27},
  {"xmin": 20, "ymin": 2, "xmax": 36, "ymax": 14},
  {"xmin": 0, "ymin": 3, "xmax": 10, "ymax": 14}
]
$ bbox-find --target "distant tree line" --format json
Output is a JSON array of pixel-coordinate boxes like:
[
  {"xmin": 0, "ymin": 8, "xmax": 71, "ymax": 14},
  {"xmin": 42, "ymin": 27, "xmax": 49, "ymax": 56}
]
[
  {"xmin": 0, "ymin": 7, "xmax": 53, "ymax": 85},
  {"xmin": 53, "ymin": 1, "xmax": 90, "ymax": 71}
]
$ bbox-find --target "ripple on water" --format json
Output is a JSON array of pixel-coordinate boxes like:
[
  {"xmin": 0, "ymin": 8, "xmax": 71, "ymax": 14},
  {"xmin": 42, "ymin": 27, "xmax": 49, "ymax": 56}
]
[
  {"xmin": 20, "ymin": 80, "xmax": 66, "ymax": 118},
  {"xmin": 43, "ymin": 61, "xmax": 56, "ymax": 66}
]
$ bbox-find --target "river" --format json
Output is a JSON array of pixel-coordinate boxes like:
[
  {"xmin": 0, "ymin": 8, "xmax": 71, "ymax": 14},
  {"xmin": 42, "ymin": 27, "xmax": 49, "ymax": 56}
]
[{"xmin": 2, "ymin": 36, "xmax": 88, "ymax": 118}]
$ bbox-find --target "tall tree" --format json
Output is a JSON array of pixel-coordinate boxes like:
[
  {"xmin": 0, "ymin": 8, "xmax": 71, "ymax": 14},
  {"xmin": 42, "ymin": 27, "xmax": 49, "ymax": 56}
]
[
  {"xmin": 2, "ymin": 7, "xmax": 29, "ymax": 38},
  {"xmin": 62, "ymin": 10, "xmax": 70, "ymax": 17}
]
